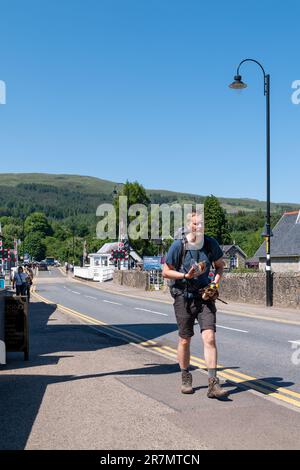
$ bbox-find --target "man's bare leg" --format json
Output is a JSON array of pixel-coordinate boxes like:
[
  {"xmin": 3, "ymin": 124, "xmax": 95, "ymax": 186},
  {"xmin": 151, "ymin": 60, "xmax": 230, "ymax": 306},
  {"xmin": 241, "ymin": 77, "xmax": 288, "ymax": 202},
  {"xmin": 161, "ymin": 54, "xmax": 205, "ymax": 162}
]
[
  {"xmin": 202, "ymin": 329, "xmax": 217, "ymax": 370},
  {"xmin": 178, "ymin": 337, "xmax": 193, "ymax": 394},
  {"xmin": 201, "ymin": 329, "xmax": 229, "ymax": 398},
  {"xmin": 177, "ymin": 336, "xmax": 191, "ymax": 369}
]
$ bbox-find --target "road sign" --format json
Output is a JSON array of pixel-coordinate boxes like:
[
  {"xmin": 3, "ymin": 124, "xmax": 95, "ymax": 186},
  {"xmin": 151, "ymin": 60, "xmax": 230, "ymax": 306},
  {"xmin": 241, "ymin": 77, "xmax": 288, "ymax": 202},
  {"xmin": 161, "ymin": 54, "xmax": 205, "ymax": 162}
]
[{"xmin": 143, "ymin": 256, "xmax": 163, "ymax": 271}]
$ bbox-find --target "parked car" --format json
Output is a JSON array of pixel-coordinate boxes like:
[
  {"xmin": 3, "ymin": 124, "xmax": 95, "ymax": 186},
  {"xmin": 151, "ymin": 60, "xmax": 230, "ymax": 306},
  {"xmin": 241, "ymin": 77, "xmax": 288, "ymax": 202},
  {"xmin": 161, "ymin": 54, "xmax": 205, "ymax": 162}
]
[{"xmin": 38, "ymin": 262, "xmax": 48, "ymax": 271}]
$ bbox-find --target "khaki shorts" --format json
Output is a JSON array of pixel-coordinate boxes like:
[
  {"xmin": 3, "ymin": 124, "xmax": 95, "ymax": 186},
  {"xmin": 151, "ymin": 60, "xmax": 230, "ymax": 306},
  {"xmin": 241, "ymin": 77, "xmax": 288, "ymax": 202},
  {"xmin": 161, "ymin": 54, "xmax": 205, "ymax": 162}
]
[{"xmin": 173, "ymin": 293, "xmax": 217, "ymax": 338}]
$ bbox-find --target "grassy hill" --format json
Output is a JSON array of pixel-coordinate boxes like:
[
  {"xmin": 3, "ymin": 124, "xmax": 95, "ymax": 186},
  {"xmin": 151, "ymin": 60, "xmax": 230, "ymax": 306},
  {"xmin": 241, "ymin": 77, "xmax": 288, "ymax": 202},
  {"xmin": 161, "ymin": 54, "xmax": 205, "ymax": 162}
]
[{"xmin": 0, "ymin": 173, "xmax": 298, "ymax": 220}]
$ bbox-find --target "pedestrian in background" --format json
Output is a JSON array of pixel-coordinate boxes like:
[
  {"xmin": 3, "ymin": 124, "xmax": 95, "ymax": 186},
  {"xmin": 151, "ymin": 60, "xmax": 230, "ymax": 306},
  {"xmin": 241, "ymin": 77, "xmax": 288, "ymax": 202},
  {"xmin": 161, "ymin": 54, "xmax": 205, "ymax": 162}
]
[
  {"xmin": 12, "ymin": 266, "xmax": 28, "ymax": 296},
  {"xmin": 24, "ymin": 264, "xmax": 34, "ymax": 300}
]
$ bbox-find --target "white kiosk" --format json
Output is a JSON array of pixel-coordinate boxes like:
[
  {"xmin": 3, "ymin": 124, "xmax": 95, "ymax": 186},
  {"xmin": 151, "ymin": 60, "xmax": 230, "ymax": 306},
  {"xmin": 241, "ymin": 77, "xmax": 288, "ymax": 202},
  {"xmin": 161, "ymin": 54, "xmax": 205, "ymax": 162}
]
[{"xmin": 73, "ymin": 242, "xmax": 117, "ymax": 282}]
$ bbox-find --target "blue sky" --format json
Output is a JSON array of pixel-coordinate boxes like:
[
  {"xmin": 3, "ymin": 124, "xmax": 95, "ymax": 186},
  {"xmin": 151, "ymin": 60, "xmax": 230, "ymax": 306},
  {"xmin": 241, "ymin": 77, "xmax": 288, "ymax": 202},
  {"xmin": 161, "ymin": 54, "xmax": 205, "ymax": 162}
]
[{"xmin": 0, "ymin": 0, "xmax": 299, "ymax": 203}]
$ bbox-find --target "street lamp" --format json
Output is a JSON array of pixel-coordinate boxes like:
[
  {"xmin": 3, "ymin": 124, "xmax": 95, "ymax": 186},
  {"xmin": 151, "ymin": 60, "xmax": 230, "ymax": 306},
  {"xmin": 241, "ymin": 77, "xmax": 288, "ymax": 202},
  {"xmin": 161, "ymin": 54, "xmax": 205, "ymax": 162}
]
[
  {"xmin": 69, "ymin": 216, "xmax": 76, "ymax": 267},
  {"xmin": 229, "ymin": 59, "xmax": 273, "ymax": 307},
  {"xmin": 20, "ymin": 214, "xmax": 26, "ymax": 262}
]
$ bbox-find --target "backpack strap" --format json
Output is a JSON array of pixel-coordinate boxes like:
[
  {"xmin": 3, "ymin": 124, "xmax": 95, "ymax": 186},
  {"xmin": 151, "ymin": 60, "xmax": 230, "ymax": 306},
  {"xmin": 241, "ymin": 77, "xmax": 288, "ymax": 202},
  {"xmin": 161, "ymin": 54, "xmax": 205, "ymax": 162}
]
[
  {"xmin": 203, "ymin": 236, "xmax": 214, "ymax": 265},
  {"xmin": 179, "ymin": 233, "xmax": 188, "ymax": 271}
]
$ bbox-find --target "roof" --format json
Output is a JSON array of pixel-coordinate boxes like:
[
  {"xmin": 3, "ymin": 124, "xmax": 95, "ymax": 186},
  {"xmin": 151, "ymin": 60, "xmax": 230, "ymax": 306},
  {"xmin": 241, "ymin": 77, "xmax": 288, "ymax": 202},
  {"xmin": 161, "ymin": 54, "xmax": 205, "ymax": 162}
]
[
  {"xmin": 255, "ymin": 210, "xmax": 300, "ymax": 258},
  {"xmin": 95, "ymin": 241, "xmax": 142, "ymax": 263},
  {"xmin": 246, "ymin": 257, "xmax": 259, "ymax": 265},
  {"xmin": 130, "ymin": 251, "xmax": 142, "ymax": 262},
  {"xmin": 97, "ymin": 242, "xmax": 120, "ymax": 254},
  {"xmin": 221, "ymin": 244, "xmax": 247, "ymax": 258},
  {"xmin": 89, "ymin": 253, "xmax": 111, "ymax": 258}
]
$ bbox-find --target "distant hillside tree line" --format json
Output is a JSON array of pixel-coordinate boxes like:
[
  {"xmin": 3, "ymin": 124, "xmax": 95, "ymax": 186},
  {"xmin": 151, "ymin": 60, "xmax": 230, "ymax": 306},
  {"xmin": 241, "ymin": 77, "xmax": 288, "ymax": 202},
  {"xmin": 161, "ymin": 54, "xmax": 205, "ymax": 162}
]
[{"xmin": 0, "ymin": 179, "xmax": 283, "ymax": 262}]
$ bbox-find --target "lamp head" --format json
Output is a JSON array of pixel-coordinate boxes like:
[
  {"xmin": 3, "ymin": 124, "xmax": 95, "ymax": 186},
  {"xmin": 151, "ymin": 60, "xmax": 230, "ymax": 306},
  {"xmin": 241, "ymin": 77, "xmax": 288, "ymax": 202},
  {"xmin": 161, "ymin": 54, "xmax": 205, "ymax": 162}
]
[
  {"xmin": 261, "ymin": 223, "xmax": 273, "ymax": 238},
  {"xmin": 229, "ymin": 75, "xmax": 247, "ymax": 90}
]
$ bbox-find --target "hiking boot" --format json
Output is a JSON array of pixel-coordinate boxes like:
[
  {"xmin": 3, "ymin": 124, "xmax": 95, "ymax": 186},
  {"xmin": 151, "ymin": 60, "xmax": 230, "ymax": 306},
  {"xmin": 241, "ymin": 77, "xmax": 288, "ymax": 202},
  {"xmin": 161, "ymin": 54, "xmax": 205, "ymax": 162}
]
[
  {"xmin": 207, "ymin": 377, "xmax": 229, "ymax": 399},
  {"xmin": 181, "ymin": 370, "xmax": 193, "ymax": 394}
]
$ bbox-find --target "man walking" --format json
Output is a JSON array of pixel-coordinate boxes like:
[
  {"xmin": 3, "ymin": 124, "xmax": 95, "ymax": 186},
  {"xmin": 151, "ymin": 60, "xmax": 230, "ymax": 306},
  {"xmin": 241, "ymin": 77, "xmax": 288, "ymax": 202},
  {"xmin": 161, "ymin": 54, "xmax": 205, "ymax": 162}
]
[{"xmin": 163, "ymin": 209, "xmax": 229, "ymax": 399}]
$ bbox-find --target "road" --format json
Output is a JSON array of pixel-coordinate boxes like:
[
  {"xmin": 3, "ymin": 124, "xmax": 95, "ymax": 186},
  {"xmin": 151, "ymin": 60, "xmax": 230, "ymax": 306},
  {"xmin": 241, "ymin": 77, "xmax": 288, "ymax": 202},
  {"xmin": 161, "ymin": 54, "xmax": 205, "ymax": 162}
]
[{"xmin": 35, "ymin": 268, "xmax": 300, "ymax": 400}]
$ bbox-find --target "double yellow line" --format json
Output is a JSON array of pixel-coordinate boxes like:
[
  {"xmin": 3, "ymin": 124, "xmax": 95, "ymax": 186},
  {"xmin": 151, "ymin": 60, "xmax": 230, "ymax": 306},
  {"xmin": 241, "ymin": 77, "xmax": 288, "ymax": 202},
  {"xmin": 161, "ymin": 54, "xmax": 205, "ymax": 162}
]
[{"xmin": 32, "ymin": 287, "xmax": 300, "ymax": 409}]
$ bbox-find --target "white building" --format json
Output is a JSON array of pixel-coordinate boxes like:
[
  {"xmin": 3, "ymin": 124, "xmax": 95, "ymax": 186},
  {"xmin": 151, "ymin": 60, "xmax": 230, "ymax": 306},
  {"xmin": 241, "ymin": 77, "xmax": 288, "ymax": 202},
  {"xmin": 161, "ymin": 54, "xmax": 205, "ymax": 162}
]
[{"xmin": 73, "ymin": 242, "xmax": 142, "ymax": 281}]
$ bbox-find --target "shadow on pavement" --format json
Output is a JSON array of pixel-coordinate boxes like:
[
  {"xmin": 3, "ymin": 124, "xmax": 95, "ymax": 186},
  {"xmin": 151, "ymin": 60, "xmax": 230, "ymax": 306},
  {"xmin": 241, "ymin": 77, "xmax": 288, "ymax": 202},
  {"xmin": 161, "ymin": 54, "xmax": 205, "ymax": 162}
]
[
  {"xmin": 224, "ymin": 376, "xmax": 295, "ymax": 396},
  {"xmin": 2, "ymin": 301, "xmax": 179, "ymax": 370},
  {"xmin": 0, "ymin": 300, "xmax": 179, "ymax": 449}
]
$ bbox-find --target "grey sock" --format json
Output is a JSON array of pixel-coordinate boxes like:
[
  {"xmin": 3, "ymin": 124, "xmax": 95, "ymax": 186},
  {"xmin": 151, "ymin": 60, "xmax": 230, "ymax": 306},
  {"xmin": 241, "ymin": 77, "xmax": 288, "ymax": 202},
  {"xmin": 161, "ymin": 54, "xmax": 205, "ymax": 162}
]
[{"xmin": 208, "ymin": 368, "xmax": 217, "ymax": 379}]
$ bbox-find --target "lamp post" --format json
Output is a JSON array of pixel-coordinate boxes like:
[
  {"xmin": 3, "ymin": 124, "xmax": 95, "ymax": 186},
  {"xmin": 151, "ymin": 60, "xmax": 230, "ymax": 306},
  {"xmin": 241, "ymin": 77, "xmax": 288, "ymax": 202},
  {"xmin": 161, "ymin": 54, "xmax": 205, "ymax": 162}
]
[
  {"xmin": 20, "ymin": 214, "xmax": 26, "ymax": 263},
  {"xmin": 71, "ymin": 224, "xmax": 76, "ymax": 267},
  {"xmin": 229, "ymin": 59, "xmax": 273, "ymax": 307},
  {"xmin": 69, "ymin": 217, "xmax": 76, "ymax": 267}
]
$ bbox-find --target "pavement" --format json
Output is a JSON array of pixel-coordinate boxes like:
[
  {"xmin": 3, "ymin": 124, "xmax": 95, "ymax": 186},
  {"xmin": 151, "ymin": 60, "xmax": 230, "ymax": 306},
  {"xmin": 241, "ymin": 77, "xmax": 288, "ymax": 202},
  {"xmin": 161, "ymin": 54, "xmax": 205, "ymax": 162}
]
[{"xmin": 1, "ymin": 268, "xmax": 300, "ymax": 450}]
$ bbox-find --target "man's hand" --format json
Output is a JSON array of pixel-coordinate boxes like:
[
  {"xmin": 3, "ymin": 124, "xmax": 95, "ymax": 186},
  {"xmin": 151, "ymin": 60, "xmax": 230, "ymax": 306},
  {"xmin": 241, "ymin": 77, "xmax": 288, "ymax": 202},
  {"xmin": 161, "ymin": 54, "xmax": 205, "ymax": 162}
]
[
  {"xmin": 185, "ymin": 262, "xmax": 206, "ymax": 279},
  {"xmin": 201, "ymin": 282, "xmax": 219, "ymax": 301}
]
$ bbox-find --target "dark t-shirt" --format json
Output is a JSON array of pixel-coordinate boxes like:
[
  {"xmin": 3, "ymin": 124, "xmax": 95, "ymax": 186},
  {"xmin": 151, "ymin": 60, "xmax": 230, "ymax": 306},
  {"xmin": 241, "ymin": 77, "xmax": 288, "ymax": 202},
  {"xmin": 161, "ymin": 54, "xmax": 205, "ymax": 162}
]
[{"xmin": 165, "ymin": 236, "xmax": 223, "ymax": 290}]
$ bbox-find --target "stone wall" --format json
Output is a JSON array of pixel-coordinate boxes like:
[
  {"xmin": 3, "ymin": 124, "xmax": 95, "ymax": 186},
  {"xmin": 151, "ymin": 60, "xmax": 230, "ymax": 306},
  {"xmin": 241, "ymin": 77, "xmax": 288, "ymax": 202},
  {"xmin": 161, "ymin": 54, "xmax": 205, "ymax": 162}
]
[
  {"xmin": 259, "ymin": 257, "xmax": 300, "ymax": 273},
  {"xmin": 113, "ymin": 270, "xmax": 149, "ymax": 290},
  {"xmin": 113, "ymin": 270, "xmax": 300, "ymax": 308},
  {"xmin": 220, "ymin": 272, "xmax": 300, "ymax": 308}
]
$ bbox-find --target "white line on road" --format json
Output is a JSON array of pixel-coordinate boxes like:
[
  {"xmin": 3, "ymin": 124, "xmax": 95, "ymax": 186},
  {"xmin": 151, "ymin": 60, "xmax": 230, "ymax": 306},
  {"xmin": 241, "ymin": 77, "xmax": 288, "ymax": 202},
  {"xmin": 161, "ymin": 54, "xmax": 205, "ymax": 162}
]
[
  {"xmin": 85, "ymin": 295, "xmax": 97, "ymax": 300},
  {"xmin": 103, "ymin": 300, "xmax": 122, "ymax": 305},
  {"xmin": 216, "ymin": 324, "xmax": 248, "ymax": 333},
  {"xmin": 288, "ymin": 340, "xmax": 300, "ymax": 345},
  {"xmin": 134, "ymin": 307, "xmax": 168, "ymax": 317},
  {"xmin": 71, "ymin": 291, "xmax": 81, "ymax": 295}
]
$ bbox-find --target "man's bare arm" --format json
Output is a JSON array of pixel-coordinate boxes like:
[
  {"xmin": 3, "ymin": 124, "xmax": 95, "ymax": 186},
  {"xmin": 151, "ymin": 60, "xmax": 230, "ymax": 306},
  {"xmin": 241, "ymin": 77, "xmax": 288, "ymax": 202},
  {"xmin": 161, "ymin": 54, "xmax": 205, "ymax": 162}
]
[
  {"xmin": 162, "ymin": 263, "xmax": 198, "ymax": 280},
  {"xmin": 162, "ymin": 263, "xmax": 185, "ymax": 280},
  {"xmin": 213, "ymin": 257, "xmax": 225, "ymax": 285}
]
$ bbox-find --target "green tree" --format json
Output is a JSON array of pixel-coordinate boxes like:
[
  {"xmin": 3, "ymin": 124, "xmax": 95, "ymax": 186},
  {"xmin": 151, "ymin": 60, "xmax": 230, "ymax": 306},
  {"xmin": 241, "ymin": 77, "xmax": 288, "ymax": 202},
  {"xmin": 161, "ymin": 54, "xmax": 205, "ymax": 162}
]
[
  {"xmin": 44, "ymin": 236, "xmax": 63, "ymax": 259},
  {"xmin": 58, "ymin": 236, "xmax": 85, "ymax": 265},
  {"xmin": 231, "ymin": 229, "xmax": 264, "ymax": 258},
  {"xmin": 51, "ymin": 222, "xmax": 70, "ymax": 241},
  {"xmin": 75, "ymin": 223, "xmax": 90, "ymax": 238},
  {"xmin": 2, "ymin": 223, "xmax": 22, "ymax": 246},
  {"xmin": 113, "ymin": 181, "xmax": 151, "ymax": 256},
  {"xmin": 24, "ymin": 232, "xmax": 46, "ymax": 261},
  {"xmin": 113, "ymin": 180, "xmax": 150, "ymax": 214},
  {"xmin": 204, "ymin": 195, "xmax": 231, "ymax": 244},
  {"xmin": 24, "ymin": 212, "xmax": 53, "ymax": 237},
  {"xmin": 86, "ymin": 236, "xmax": 109, "ymax": 254}
]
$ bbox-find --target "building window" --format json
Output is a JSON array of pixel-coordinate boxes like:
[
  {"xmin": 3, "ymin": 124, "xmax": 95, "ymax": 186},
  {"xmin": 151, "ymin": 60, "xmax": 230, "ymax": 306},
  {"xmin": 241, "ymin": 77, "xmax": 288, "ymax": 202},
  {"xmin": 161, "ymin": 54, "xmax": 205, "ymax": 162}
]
[{"xmin": 230, "ymin": 255, "xmax": 237, "ymax": 269}]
